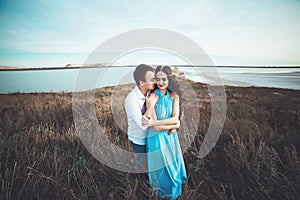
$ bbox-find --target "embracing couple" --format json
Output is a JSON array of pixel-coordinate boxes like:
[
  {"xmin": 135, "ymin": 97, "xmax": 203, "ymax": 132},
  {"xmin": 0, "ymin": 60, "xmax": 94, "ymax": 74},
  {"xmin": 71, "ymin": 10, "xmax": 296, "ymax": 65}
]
[{"xmin": 125, "ymin": 64, "xmax": 187, "ymax": 200}]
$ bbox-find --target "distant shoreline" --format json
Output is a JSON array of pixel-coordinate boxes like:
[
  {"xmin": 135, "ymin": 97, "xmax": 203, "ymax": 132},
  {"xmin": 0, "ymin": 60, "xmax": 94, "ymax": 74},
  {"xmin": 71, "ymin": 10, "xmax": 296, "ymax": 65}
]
[
  {"xmin": 0, "ymin": 65, "xmax": 300, "ymax": 71},
  {"xmin": 1, "ymin": 65, "xmax": 299, "ymax": 93},
  {"xmin": 0, "ymin": 66, "xmax": 19, "ymax": 70}
]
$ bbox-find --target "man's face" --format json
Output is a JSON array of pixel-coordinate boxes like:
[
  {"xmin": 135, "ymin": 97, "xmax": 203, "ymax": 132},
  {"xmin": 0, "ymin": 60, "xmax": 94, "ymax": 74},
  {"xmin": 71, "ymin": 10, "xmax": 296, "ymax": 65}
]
[{"xmin": 142, "ymin": 71, "xmax": 156, "ymax": 91}]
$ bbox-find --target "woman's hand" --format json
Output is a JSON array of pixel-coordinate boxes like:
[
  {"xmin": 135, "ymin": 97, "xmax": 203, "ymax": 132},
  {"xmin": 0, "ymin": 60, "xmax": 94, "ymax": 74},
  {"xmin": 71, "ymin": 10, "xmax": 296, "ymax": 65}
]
[{"xmin": 146, "ymin": 92, "xmax": 158, "ymax": 108}]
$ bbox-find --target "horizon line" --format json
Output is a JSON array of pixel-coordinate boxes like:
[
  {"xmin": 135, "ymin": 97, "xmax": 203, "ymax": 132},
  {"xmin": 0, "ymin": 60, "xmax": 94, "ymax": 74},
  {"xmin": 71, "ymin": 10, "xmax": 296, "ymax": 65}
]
[{"xmin": 1, "ymin": 65, "xmax": 300, "ymax": 71}]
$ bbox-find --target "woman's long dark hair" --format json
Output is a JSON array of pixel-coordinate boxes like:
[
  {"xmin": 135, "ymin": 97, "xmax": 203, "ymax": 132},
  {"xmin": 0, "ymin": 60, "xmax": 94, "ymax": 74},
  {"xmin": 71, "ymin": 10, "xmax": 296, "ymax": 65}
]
[{"xmin": 154, "ymin": 65, "xmax": 183, "ymax": 120}]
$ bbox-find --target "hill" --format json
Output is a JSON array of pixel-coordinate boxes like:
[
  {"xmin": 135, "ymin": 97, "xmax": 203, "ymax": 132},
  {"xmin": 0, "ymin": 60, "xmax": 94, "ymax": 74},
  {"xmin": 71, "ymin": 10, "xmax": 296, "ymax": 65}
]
[{"xmin": 0, "ymin": 81, "xmax": 299, "ymax": 199}]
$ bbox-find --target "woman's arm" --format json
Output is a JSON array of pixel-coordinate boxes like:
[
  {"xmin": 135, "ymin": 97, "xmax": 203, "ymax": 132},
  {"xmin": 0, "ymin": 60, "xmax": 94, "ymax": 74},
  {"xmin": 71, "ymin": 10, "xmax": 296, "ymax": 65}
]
[
  {"xmin": 143, "ymin": 92, "xmax": 158, "ymax": 125},
  {"xmin": 150, "ymin": 93, "xmax": 179, "ymax": 125},
  {"xmin": 152, "ymin": 93, "xmax": 180, "ymax": 133},
  {"xmin": 152, "ymin": 120, "xmax": 180, "ymax": 131},
  {"xmin": 142, "ymin": 93, "xmax": 180, "ymax": 127}
]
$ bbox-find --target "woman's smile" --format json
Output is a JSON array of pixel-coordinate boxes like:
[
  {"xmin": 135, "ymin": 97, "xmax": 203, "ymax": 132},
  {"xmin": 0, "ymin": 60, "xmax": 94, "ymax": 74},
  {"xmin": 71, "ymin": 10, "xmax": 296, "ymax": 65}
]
[{"xmin": 156, "ymin": 71, "xmax": 169, "ymax": 90}]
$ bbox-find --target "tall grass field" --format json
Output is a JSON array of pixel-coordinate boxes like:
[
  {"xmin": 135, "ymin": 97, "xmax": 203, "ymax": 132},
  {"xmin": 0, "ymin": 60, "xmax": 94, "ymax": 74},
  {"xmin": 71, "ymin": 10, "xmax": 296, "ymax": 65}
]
[{"xmin": 1, "ymin": 80, "xmax": 299, "ymax": 199}]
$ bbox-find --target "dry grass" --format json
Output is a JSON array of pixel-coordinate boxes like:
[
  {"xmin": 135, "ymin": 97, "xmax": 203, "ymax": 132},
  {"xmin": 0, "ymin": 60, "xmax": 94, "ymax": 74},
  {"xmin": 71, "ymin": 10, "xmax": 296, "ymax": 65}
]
[{"xmin": 0, "ymin": 82, "xmax": 299, "ymax": 199}]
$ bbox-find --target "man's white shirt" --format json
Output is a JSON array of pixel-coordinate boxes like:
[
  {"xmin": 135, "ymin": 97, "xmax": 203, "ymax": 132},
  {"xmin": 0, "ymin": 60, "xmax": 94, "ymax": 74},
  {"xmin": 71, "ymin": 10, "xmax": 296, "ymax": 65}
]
[{"xmin": 125, "ymin": 86, "xmax": 148, "ymax": 145}]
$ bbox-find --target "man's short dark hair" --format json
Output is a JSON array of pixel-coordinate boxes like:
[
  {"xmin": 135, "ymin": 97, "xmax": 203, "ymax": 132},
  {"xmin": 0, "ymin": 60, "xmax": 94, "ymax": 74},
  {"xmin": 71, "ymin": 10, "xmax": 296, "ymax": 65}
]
[{"xmin": 133, "ymin": 64, "xmax": 154, "ymax": 87}]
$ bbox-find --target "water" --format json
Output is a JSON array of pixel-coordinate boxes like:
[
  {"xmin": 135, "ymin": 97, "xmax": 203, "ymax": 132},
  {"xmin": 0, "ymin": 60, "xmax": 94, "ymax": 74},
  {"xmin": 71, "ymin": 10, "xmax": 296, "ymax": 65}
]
[
  {"xmin": 182, "ymin": 67, "xmax": 300, "ymax": 90},
  {"xmin": 0, "ymin": 67, "xmax": 299, "ymax": 94},
  {"xmin": 0, "ymin": 67, "xmax": 134, "ymax": 93}
]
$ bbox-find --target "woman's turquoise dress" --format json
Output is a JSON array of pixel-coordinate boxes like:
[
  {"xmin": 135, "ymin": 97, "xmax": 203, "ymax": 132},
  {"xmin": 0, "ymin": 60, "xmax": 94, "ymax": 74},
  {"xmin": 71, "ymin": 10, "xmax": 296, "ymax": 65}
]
[{"xmin": 147, "ymin": 89, "xmax": 187, "ymax": 200}]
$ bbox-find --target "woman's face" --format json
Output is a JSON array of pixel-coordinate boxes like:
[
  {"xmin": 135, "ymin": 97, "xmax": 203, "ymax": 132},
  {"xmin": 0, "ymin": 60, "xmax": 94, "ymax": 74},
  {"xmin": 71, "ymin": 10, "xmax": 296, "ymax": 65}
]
[{"xmin": 155, "ymin": 71, "xmax": 169, "ymax": 90}]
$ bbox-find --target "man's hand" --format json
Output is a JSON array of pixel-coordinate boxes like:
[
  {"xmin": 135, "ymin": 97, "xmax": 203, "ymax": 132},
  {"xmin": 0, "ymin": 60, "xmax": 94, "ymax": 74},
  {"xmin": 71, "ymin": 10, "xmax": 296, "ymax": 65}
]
[
  {"xmin": 142, "ymin": 115, "xmax": 153, "ymax": 127},
  {"xmin": 168, "ymin": 129, "xmax": 176, "ymax": 135},
  {"xmin": 168, "ymin": 120, "xmax": 180, "ymax": 135}
]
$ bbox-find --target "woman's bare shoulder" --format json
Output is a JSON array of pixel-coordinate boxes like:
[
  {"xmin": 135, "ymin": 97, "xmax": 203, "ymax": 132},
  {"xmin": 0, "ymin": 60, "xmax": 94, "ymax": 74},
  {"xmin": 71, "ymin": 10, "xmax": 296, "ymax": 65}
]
[{"xmin": 169, "ymin": 91, "xmax": 179, "ymax": 100}]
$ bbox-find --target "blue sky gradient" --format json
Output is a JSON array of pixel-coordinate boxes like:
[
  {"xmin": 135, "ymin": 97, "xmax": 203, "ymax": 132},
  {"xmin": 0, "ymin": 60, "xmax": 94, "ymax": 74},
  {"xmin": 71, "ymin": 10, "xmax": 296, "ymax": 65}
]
[{"xmin": 0, "ymin": 0, "xmax": 300, "ymax": 67}]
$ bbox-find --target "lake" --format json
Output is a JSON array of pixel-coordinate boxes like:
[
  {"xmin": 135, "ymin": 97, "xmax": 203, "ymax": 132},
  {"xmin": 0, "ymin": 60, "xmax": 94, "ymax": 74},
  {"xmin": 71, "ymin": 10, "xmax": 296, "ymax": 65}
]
[{"xmin": 0, "ymin": 67, "xmax": 299, "ymax": 94}]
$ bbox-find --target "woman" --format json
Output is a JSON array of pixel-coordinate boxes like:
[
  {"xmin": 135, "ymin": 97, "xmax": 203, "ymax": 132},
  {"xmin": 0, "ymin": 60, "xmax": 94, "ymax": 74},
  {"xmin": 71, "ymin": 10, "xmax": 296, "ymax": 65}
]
[{"xmin": 143, "ymin": 65, "xmax": 187, "ymax": 200}]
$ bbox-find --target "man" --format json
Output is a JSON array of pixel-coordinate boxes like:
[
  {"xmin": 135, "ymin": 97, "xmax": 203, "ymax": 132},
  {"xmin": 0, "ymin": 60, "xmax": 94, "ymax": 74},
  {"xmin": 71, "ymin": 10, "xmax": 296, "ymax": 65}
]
[{"xmin": 125, "ymin": 64, "xmax": 156, "ymax": 181}]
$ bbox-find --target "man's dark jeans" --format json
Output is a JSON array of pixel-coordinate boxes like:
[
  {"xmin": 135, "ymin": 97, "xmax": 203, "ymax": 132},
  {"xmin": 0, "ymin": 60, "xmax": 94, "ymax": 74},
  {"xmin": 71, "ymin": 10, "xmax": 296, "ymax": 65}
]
[{"xmin": 130, "ymin": 141, "xmax": 148, "ymax": 183}]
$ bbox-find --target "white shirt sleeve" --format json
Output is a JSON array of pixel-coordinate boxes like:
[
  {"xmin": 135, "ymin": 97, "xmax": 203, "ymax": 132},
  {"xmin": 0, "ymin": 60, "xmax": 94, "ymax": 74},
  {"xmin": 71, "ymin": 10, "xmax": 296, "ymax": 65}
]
[{"xmin": 125, "ymin": 98, "xmax": 148, "ymax": 131}]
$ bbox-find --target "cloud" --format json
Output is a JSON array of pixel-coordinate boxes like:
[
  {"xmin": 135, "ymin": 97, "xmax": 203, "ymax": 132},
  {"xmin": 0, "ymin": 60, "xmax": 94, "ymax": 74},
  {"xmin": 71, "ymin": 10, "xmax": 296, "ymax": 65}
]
[{"xmin": 0, "ymin": 0, "xmax": 299, "ymax": 65}]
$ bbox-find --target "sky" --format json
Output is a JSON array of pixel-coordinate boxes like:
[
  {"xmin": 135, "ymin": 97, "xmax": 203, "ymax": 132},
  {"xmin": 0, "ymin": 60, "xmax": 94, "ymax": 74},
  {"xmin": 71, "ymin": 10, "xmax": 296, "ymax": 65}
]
[{"xmin": 0, "ymin": 0, "xmax": 300, "ymax": 67}]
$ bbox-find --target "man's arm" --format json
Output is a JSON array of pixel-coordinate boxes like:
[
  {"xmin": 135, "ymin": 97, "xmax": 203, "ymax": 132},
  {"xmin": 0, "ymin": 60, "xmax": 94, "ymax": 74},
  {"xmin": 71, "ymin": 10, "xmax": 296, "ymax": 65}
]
[{"xmin": 125, "ymin": 98, "xmax": 147, "ymax": 131}]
